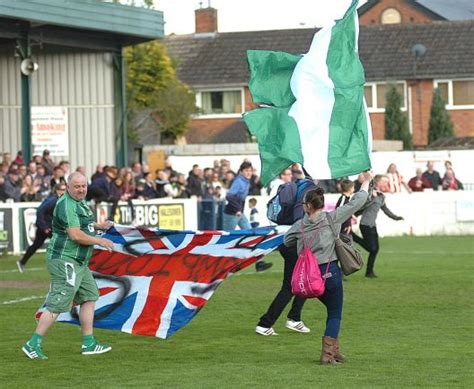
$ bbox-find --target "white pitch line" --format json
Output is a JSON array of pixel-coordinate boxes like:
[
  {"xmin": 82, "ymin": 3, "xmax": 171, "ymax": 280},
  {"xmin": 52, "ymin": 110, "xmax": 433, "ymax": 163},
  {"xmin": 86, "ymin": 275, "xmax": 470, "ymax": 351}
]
[
  {"xmin": 1, "ymin": 295, "xmax": 46, "ymax": 305},
  {"xmin": 0, "ymin": 267, "xmax": 43, "ymax": 274}
]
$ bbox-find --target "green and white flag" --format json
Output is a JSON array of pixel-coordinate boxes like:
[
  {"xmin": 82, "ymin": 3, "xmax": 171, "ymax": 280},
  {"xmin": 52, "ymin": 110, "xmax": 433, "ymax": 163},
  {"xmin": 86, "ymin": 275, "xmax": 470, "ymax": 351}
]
[{"xmin": 244, "ymin": 0, "xmax": 372, "ymax": 185}]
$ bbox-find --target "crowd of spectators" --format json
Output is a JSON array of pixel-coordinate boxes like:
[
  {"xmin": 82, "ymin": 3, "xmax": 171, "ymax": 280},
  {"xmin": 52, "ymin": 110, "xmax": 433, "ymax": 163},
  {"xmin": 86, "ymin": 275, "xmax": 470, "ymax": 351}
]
[{"xmin": 0, "ymin": 149, "xmax": 464, "ymax": 205}]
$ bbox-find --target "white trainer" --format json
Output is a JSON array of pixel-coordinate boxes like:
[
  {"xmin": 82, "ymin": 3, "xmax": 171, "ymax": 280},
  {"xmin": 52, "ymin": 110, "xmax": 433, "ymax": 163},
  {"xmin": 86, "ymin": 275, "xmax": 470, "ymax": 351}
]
[
  {"xmin": 285, "ymin": 319, "xmax": 311, "ymax": 333},
  {"xmin": 255, "ymin": 326, "xmax": 278, "ymax": 336}
]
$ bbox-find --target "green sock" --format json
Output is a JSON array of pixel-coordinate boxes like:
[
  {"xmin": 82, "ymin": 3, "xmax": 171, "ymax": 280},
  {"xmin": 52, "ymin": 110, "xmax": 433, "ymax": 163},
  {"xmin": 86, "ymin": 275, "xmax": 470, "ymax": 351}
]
[
  {"xmin": 29, "ymin": 332, "xmax": 43, "ymax": 346},
  {"xmin": 82, "ymin": 335, "xmax": 95, "ymax": 346}
]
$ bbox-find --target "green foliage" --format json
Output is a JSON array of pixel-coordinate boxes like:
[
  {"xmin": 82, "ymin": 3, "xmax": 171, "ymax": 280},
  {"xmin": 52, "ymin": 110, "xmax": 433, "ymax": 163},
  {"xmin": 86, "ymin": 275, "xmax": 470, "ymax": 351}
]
[
  {"xmin": 428, "ymin": 88, "xmax": 454, "ymax": 144},
  {"xmin": 2, "ymin": 236, "xmax": 473, "ymax": 387},
  {"xmin": 384, "ymin": 84, "xmax": 412, "ymax": 149},
  {"xmin": 152, "ymin": 79, "xmax": 198, "ymax": 142},
  {"xmin": 124, "ymin": 41, "xmax": 175, "ymax": 109},
  {"xmin": 124, "ymin": 41, "xmax": 197, "ymax": 142}
]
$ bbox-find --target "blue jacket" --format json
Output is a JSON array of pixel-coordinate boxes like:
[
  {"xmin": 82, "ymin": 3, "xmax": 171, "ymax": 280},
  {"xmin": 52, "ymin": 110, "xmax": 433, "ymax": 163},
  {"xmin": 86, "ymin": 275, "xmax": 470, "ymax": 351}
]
[
  {"xmin": 36, "ymin": 194, "xmax": 59, "ymax": 231},
  {"xmin": 224, "ymin": 174, "xmax": 250, "ymax": 214}
]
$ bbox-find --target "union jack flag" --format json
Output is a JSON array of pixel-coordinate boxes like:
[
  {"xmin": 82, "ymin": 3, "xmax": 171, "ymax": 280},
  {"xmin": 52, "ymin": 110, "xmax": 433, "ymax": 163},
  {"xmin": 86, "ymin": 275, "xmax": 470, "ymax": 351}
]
[{"xmin": 37, "ymin": 225, "xmax": 285, "ymax": 339}]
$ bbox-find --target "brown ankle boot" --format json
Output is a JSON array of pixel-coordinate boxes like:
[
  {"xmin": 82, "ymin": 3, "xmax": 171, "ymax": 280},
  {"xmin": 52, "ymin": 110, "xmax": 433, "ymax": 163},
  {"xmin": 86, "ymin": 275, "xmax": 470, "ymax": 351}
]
[
  {"xmin": 320, "ymin": 336, "xmax": 339, "ymax": 365},
  {"xmin": 333, "ymin": 338, "xmax": 346, "ymax": 363}
]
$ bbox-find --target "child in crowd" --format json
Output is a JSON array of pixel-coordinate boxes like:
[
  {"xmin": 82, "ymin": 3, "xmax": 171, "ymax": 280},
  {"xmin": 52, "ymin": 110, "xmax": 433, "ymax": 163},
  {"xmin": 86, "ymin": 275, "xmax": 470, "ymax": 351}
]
[{"xmin": 249, "ymin": 198, "xmax": 259, "ymax": 228}]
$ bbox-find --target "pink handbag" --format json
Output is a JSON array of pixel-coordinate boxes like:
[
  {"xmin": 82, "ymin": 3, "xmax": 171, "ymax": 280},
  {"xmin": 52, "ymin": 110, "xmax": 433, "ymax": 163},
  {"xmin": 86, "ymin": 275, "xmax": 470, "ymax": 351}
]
[{"xmin": 291, "ymin": 223, "xmax": 330, "ymax": 298}]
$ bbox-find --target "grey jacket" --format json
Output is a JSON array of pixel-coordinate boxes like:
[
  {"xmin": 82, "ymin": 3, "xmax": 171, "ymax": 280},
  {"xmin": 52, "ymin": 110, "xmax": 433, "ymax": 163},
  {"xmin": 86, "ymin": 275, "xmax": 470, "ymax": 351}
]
[
  {"xmin": 359, "ymin": 191, "xmax": 402, "ymax": 227},
  {"xmin": 284, "ymin": 190, "xmax": 368, "ymax": 265}
]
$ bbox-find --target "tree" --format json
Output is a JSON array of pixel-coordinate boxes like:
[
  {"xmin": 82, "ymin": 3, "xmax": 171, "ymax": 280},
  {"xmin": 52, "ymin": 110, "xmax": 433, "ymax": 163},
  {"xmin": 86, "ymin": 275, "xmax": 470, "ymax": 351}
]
[
  {"xmin": 384, "ymin": 84, "xmax": 412, "ymax": 150},
  {"xmin": 124, "ymin": 41, "xmax": 197, "ymax": 142},
  {"xmin": 428, "ymin": 88, "xmax": 454, "ymax": 144}
]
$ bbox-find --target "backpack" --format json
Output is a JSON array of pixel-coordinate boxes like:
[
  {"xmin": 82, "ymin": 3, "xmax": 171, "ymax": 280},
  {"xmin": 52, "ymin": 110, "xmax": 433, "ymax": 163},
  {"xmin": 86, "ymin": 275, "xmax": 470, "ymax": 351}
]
[
  {"xmin": 267, "ymin": 178, "xmax": 314, "ymax": 225},
  {"xmin": 291, "ymin": 223, "xmax": 330, "ymax": 298}
]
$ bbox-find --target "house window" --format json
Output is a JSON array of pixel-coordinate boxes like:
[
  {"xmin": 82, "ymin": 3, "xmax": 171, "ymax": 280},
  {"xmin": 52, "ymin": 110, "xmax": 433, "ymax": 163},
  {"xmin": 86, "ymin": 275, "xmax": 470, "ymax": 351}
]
[
  {"xmin": 434, "ymin": 79, "xmax": 474, "ymax": 108},
  {"xmin": 381, "ymin": 8, "xmax": 401, "ymax": 24},
  {"xmin": 198, "ymin": 90, "xmax": 242, "ymax": 115},
  {"xmin": 365, "ymin": 82, "xmax": 406, "ymax": 111}
]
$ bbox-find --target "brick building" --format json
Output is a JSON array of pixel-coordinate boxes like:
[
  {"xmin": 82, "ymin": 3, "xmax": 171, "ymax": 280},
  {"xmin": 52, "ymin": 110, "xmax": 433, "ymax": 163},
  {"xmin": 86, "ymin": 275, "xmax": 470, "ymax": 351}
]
[{"xmin": 165, "ymin": 4, "xmax": 474, "ymax": 147}]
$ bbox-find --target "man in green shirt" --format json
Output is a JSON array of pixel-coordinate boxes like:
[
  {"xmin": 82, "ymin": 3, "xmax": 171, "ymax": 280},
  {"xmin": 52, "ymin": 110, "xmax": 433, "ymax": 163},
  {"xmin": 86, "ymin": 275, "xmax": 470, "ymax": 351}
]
[{"xmin": 22, "ymin": 172, "xmax": 114, "ymax": 360}]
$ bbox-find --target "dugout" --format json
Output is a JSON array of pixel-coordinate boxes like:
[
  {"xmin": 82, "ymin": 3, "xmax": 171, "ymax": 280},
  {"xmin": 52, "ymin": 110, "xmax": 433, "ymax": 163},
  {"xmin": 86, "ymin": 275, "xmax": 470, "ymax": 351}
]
[{"xmin": 0, "ymin": 0, "xmax": 164, "ymax": 174}]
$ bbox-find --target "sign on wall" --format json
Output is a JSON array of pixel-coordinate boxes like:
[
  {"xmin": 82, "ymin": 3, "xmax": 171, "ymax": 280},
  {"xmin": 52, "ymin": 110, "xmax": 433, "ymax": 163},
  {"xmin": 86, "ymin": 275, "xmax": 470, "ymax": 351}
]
[
  {"xmin": 31, "ymin": 106, "xmax": 69, "ymax": 156},
  {"xmin": 97, "ymin": 202, "xmax": 185, "ymax": 229},
  {"xmin": 0, "ymin": 208, "xmax": 14, "ymax": 252}
]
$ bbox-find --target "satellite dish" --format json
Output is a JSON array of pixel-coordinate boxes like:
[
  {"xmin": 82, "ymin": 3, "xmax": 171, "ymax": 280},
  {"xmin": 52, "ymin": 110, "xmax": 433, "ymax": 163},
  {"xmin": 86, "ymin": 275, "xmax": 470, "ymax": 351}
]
[
  {"xmin": 20, "ymin": 58, "xmax": 39, "ymax": 75},
  {"xmin": 411, "ymin": 44, "xmax": 426, "ymax": 58}
]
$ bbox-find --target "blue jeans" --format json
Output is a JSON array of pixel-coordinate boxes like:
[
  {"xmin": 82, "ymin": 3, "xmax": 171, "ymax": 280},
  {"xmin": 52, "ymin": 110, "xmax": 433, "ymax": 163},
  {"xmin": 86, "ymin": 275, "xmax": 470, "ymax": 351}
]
[
  {"xmin": 222, "ymin": 212, "xmax": 251, "ymax": 231},
  {"xmin": 318, "ymin": 261, "xmax": 343, "ymax": 338}
]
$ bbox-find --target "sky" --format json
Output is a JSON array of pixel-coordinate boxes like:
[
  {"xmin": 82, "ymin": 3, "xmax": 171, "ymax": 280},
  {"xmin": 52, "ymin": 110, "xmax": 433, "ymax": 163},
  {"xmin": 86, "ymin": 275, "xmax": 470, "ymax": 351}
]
[{"xmin": 153, "ymin": 0, "xmax": 366, "ymax": 35}]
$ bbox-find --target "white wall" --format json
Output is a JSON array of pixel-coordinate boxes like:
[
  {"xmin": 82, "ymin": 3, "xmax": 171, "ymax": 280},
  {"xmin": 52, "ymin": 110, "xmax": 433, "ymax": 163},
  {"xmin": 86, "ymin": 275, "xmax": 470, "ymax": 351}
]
[{"xmin": 245, "ymin": 191, "xmax": 474, "ymax": 237}]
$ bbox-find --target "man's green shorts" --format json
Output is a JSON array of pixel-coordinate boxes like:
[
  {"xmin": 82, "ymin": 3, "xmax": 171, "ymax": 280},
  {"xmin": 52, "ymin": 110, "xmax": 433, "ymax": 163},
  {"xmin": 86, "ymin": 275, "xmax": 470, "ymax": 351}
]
[{"xmin": 45, "ymin": 258, "xmax": 99, "ymax": 313}]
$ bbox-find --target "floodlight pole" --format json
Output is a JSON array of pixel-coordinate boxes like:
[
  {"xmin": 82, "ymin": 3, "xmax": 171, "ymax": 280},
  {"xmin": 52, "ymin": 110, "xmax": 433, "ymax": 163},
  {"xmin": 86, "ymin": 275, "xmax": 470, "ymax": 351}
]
[{"xmin": 18, "ymin": 35, "xmax": 32, "ymax": 163}]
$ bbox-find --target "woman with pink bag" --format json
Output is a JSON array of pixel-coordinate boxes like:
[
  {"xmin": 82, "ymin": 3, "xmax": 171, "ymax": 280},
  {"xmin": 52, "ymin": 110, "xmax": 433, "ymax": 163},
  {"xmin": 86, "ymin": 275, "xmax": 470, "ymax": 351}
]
[{"xmin": 284, "ymin": 171, "xmax": 373, "ymax": 365}]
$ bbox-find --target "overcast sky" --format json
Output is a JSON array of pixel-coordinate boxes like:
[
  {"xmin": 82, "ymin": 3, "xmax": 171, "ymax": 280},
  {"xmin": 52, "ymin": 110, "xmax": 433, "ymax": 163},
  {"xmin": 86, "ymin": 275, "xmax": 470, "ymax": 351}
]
[{"xmin": 154, "ymin": 0, "xmax": 366, "ymax": 35}]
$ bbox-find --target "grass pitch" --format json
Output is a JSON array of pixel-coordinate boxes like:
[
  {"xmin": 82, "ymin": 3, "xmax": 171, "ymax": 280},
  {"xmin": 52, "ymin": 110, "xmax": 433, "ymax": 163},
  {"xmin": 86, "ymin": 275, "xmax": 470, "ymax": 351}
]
[{"xmin": 0, "ymin": 236, "xmax": 473, "ymax": 388}]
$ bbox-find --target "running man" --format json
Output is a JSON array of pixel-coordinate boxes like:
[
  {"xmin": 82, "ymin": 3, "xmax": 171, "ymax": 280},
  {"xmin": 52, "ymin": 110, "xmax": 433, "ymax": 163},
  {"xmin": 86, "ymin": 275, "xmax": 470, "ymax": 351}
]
[{"xmin": 22, "ymin": 172, "xmax": 114, "ymax": 360}]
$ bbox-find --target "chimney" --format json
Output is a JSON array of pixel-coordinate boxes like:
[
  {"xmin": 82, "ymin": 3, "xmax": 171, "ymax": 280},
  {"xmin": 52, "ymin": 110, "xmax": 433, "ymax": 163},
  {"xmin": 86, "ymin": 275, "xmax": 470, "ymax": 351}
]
[{"xmin": 195, "ymin": 7, "xmax": 218, "ymax": 34}]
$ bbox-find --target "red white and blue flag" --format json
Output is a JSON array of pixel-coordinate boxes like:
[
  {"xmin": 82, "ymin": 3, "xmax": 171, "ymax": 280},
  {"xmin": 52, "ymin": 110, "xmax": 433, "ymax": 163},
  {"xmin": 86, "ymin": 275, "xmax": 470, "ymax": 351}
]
[{"xmin": 36, "ymin": 225, "xmax": 285, "ymax": 339}]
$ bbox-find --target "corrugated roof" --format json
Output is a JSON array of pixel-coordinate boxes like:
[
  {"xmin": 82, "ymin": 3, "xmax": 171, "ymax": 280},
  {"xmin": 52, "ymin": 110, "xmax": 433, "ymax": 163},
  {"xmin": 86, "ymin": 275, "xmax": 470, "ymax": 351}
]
[{"xmin": 165, "ymin": 21, "xmax": 474, "ymax": 86}]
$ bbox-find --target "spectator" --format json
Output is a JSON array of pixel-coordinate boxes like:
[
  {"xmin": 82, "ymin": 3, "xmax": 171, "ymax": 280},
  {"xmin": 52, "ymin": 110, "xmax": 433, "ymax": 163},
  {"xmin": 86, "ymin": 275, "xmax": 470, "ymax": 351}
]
[
  {"xmin": 213, "ymin": 185, "xmax": 224, "ymax": 200},
  {"xmin": 21, "ymin": 175, "xmax": 41, "ymax": 202},
  {"xmin": 172, "ymin": 174, "xmax": 188, "ymax": 199},
  {"xmin": 0, "ymin": 176, "xmax": 8, "ymax": 201},
  {"xmin": 58, "ymin": 161, "xmax": 70, "ymax": 181},
  {"xmin": 50, "ymin": 166, "xmax": 66, "ymax": 189},
  {"xmin": 1, "ymin": 161, "xmax": 9, "ymax": 176},
  {"xmin": 164, "ymin": 159, "xmax": 179, "ymax": 181},
  {"xmin": 155, "ymin": 170, "xmax": 178, "ymax": 198},
  {"xmin": 14, "ymin": 151, "xmax": 24, "ymax": 165},
  {"xmin": 91, "ymin": 164, "xmax": 104, "ymax": 182},
  {"xmin": 32, "ymin": 154, "xmax": 42, "ymax": 165},
  {"xmin": 317, "ymin": 179, "xmax": 338, "ymax": 194},
  {"xmin": 131, "ymin": 161, "xmax": 143, "ymax": 184},
  {"xmin": 36, "ymin": 165, "xmax": 51, "ymax": 200},
  {"xmin": 122, "ymin": 171, "xmax": 136, "ymax": 200},
  {"xmin": 140, "ymin": 172, "xmax": 156, "ymax": 200},
  {"xmin": 408, "ymin": 169, "xmax": 432, "ymax": 192},
  {"xmin": 27, "ymin": 161, "xmax": 38, "ymax": 180},
  {"xmin": 249, "ymin": 168, "xmax": 263, "ymax": 196},
  {"xmin": 186, "ymin": 164, "xmax": 204, "ymax": 198},
  {"xmin": 76, "ymin": 166, "xmax": 87, "ymax": 175},
  {"xmin": 249, "ymin": 198, "xmax": 259, "ymax": 228},
  {"xmin": 202, "ymin": 167, "xmax": 215, "ymax": 199},
  {"xmin": 4, "ymin": 167, "xmax": 24, "ymax": 201},
  {"xmin": 18, "ymin": 164, "xmax": 28, "ymax": 181},
  {"xmin": 422, "ymin": 161, "xmax": 442, "ymax": 191},
  {"xmin": 385, "ymin": 163, "xmax": 411, "ymax": 193},
  {"xmin": 268, "ymin": 168, "xmax": 292, "ymax": 197},
  {"xmin": 222, "ymin": 171, "xmax": 236, "ymax": 189},
  {"xmin": 41, "ymin": 149, "xmax": 55, "ymax": 176},
  {"xmin": 2, "ymin": 152, "xmax": 12, "ymax": 166},
  {"xmin": 442, "ymin": 169, "xmax": 463, "ymax": 191},
  {"xmin": 87, "ymin": 166, "xmax": 116, "ymax": 203}
]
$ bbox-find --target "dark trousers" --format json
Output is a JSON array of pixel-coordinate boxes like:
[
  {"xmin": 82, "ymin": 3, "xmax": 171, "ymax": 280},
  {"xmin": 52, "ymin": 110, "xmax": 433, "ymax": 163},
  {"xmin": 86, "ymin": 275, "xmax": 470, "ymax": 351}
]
[
  {"xmin": 353, "ymin": 225, "xmax": 379, "ymax": 274},
  {"xmin": 258, "ymin": 244, "xmax": 307, "ymax": 328},
  {"xmin": 20, "ymin": 228, "xmax": 50, "ymax": 266},
  {"xmin": 318, "ymin": 261, "xmax": 343, "ymax": 338}
]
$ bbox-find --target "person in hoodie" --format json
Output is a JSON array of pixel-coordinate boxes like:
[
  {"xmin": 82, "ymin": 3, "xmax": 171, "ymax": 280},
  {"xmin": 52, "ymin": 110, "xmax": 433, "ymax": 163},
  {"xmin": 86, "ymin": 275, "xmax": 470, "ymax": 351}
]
[
  {"xmin": 223, "ymin": 161, "xmax": 272, "ymax": 272},
  {"xmin": 284, "ymin": 171, "xmax": 373, "ymax": 365}
]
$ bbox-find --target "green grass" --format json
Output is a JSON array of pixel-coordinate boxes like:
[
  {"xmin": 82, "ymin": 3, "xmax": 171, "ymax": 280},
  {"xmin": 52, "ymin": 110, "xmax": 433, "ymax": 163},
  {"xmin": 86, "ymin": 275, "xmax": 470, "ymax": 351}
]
[{"xmin": 1, "ymin": 236, "xmax": 473, "ymax": 388}]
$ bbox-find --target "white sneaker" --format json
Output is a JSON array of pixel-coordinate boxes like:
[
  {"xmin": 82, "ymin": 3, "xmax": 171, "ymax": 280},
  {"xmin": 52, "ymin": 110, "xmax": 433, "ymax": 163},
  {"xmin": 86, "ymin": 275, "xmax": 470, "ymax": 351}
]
[
  {"xmin": 255, "ymin": 326, "xmax": 278, "ymax": 336},
  {"xmin": 285, "ymin": 319, "xmax": 311, "ymax": 333},
  {"xmin": 16, "ymin": 261, "xmax": 25, "ymax": 273}
]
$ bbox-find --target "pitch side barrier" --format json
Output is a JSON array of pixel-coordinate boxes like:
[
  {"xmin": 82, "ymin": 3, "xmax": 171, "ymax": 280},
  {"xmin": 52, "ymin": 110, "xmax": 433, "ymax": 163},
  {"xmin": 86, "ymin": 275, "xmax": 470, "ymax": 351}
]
[{"xmin": 2, "ymin": 192, "xmax": 473, "ymax": 255}]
